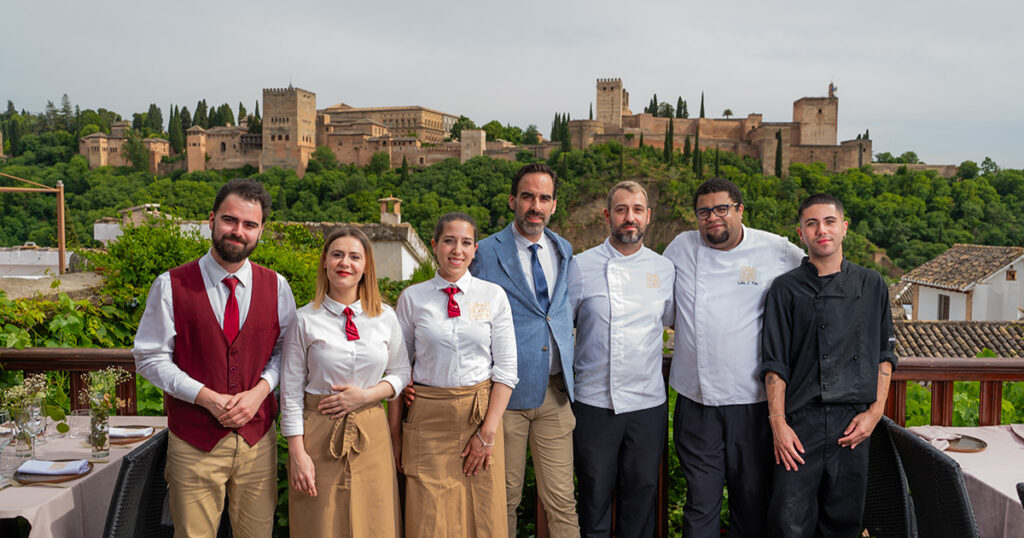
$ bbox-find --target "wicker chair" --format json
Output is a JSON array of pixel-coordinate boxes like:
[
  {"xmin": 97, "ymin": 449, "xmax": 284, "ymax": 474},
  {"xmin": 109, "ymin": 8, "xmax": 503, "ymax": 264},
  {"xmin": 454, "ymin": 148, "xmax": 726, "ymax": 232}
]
[
  {"xmin": 862, "ymin": 416, "xmax": 917, "ymax": 537},
  {"xmin": 103, "ymin": 429, "xmax": 233, "ymax": 538},
  {"xmin": 887, "ymin": 421, "xmax": 979, "ymax": 538}
]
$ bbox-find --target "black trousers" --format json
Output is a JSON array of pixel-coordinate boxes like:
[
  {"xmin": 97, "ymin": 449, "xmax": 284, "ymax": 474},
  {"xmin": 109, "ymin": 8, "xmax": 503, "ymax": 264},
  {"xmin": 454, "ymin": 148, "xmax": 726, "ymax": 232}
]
[
  {"xmin": 767, "ymin": 402, "xmax": 871, "ymax": 538},
  {"xmin": 573, "ymin": 401, "xmax": 668, "ymax": 538},
  {"xmin": 673, "ymin": 396, "xmax": 772, "ymax": 538}
]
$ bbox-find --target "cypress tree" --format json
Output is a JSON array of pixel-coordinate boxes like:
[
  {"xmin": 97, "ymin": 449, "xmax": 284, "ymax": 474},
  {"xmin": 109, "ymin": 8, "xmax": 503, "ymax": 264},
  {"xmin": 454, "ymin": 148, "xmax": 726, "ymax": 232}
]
[
  {"xmin": 639, "ymin": 132, "xmax": 644, "ymax": 147},
  {"xmin": 693, "ymin": 126, "xmax": 702, "ymax": 177},
  {"xmin": 682, "ymin": 101, "xmax": 689, "ymax": 119},
  {"xmin": 714, "ymin": 145, "xmax": 720, "ymax": 176},
  {"xmin": 401, "ymin": 155, "xmax": 410, "ymax": 182},
  {"xmin": 146, "ymin": 103, "xmax": 163, "ymax": 133},
  {"xmin": 551, "ymin": 113, "xmax": 560, "ymax": 141},
  {"xmin": 589, "ymin": 103, "xmax": 593, "ymax": 120},
  {"xmin": 774, "ymin": 129, "xmax": 783, "ymax": 177},
  {"xmin": 169, "ymin": 105, "xmax": 184, "ymax": 154},
  {"xmin": 863, "ymin": 129, "xmax": 869, "ymax": 139},
  {"xmin": 560, "ymin": 113, "xmax": 571, "ymax": 153},
  {"xmin": 180, "ymin": 106, "xmax": 192, "ymax": 131},
  {"xmin": 8, "ymin": 119, "xmax": 22, "ymax": 156},
  {"xmin": 683, "ymin": 135, "xmax": 691, "ymax": 161},
  {"xmin": 676, "ymin": 97, "xmax": 684, "ymax": 118},
  {"xmin": 238, "ymin": 102, "xmax": 247, "ymax": 124},
  {"xmin": 699, "ymin": 92, "xmax": 705, "ymax": 118},
  {"xmin": 250, "ymin": 101, "xmax": 261, "ymax": 133},
  {"xmin": 650, "ymin": 94, "xmax": 658, "ymax": 115},
  {"xmin": 664, "ymin": 117, "xmax": 674, "ymax": 164}
]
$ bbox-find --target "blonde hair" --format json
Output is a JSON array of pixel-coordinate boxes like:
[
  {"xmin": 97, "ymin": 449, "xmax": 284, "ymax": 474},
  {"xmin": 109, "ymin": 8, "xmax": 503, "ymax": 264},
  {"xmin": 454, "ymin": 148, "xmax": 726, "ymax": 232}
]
[
  {"xmin": 313, "ymin": 227, "xmax": 382, "ymax": 317},
  {"xmin": 607, "ymin": 180, "xmax": 649, "ymax": 211}
]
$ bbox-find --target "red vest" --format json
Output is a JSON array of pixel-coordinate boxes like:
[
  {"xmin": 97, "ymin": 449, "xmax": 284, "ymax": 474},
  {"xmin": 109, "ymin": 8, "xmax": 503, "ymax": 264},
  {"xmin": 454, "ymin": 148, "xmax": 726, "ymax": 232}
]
[{"xmin": 166, "ymin": 259, "xmax": 280, "ymax": 452}]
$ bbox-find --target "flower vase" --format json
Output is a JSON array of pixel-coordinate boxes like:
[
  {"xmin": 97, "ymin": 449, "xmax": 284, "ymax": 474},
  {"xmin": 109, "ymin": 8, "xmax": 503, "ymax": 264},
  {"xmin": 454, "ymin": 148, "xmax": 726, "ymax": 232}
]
[
  {"xmin": 12, "ymin": 409, "xmax": 36, "ymax": 461},
  {"xmin": 89, "ymin": 393, "xmax": 112, "ymax": 458}
]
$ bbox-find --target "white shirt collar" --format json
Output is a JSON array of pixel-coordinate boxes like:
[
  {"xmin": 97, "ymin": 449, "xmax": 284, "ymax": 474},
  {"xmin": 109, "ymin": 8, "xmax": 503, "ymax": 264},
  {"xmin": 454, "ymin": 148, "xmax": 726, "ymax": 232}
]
[
  {"xmin": 511, "ymin": 223, "xmax": 548, "ymax": 252},
  {"xmin": 430, "ymin": 271, "xmax": 474, "ymax": 292},
  {"xmin": 601, "ymin": 237, "xmax": 648, "ymax": 260},
  {"xmin": 199, "ymin": 250, "xmax": 252, "ymax": 289},
  {"xmin": 321, "ymin": 295, "xmax": 362, "ymax": 317}
]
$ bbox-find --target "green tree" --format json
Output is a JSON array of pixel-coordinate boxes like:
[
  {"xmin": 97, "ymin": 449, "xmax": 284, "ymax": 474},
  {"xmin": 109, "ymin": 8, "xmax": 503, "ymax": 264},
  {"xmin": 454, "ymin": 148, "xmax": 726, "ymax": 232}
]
[
  {"xmin": 898, "ymin": 151, "xmax": 920, "ymax": 164},
  {"xmin": 675, "ymin": 97, "xmax": 684, "ymax": 118},
  {"xmin": 6, "ymin": 118, "xmax": 22, "ymax": 156},
  {"xmin": 774, "ymin": 129, "xmax": 783, "ymax": 177},
  {"xmin": 310, "ymin": 146, "xmax": 337, "ymax": 170},
  {"xmin": 722, "ymin": 109, "xmax": 733, "ymax": 118},
  {"xmin": 168, "ymin": 106, "xmax": 184, "ymax": 154},
  {"xmin": 146, "ymin": 104, "xmax": 163, "ymax": 133},
  {"xmin": 693, "ymin": 126, "xmax": 701, "ymax": 176},
  {"xmin": 589, "ymin": 103, "xmax": 593, "ymax": 120},
  {"xmin": 59, "ymin": 94, "xmax": 74, "ymax": 132},
  {"xmin": 238, "ymin": 102, "xmax": 248, "ymax": 124},
  {"xmin": 194, "ymin": 100, "xmax": 208, "ymax": 128},
  {"xmin": 714, "ymin": 145, "xmax": 720, "ymax": 176},
  {"xmin": 401, "ymin": 155, "xmax": 410, "ymax": 182},
  {"xmin": 663, "ymin": 117, "xmax": 674, "ymax": 164},
  {"xmin": 699, "ymin": 92, "xmax": 705, "ymax": 118},
  {"xmin": 657, "ymin": 102, "xmax": 673, "ymax": 118},
  {"xmin": 683, "ymin": 135, "xmax": 691, "ymax": 162},
  {"xmin": 958, "ymin": 160, "xmax": 979, "ymax": 179},
  {"xmin": 367, "ymin": 151, "xmax": 390, "ymax": 175},
  {"xmin": 219, "ymin": 103, "xmax": 235, "ymax": 127},
  {"xmin": 180, "ymin": 107, "xmax": 192, "ymax": 131},
  {"xmin": 638, "ymin": 132, "xmax": 644, "ymax": 147},
  {"xmin": 523, "ymin": 124, "xmax": 540, "ymax": 145},
  {"xmin": 123, "ymin": 130, "xmax": 150, "ymax": 172},
  {"xmin": 450, "ymin": 115, "xmax": 475, "ymax": 141},
  {"xmin": 980, "ymin": 157, "xmax": 1000, "ymax": 175}
]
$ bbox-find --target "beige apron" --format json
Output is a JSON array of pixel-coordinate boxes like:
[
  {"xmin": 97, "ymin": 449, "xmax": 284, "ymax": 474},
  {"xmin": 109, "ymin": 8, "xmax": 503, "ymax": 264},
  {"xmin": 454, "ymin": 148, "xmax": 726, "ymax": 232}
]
[
  {"xmin": 402, "ymin": 380, "xmax": 507, "ymax": 538},
  {"xmin": 288, "ymin": 393, "xmax": 402, "ymax": 537}
]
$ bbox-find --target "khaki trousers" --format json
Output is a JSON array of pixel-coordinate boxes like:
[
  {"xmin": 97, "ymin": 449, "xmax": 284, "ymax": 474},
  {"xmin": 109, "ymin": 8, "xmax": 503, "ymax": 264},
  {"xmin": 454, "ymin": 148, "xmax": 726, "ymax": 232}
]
[
  {"xmin": 403, "ymin": 380, "xmax": 507, "ymax": 538},
  {"xmin": 504, "ymin": 375, "xmax": 580, "ymax": 538},
  {"xmin": 166, "ymin": 426, "xmax": 277, "ymax": 538},
  {"xmin": 289, "ymin": 394, "xmax": 401, "ymax": 537}
]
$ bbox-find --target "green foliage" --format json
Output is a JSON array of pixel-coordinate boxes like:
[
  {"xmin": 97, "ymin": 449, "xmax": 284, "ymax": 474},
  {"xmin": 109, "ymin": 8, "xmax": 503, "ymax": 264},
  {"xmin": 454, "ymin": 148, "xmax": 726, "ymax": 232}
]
[{"xmin": 449, "ymin": 115, "xmax": 475, "ymax": 141}]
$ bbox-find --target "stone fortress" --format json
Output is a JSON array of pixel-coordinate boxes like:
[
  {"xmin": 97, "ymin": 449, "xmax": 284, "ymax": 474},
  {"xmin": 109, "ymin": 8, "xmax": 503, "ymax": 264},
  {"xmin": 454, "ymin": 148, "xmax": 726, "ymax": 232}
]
[
  {"xmin": 79, "ymin": 78, "xmax": 954, "ymax": 178},
  {"xmin": 570, "ymin": 78, "xmax": 871, "ymax": 176}
]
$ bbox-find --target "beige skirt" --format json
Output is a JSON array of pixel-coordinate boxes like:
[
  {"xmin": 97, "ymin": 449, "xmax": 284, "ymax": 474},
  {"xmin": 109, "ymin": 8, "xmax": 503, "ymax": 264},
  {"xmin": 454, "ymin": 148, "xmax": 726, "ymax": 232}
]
[
  {"xmin": 288, "ymin": 393, "xmax": 402, "ymax": 537},
  {"xmin": 402, "ymin": 380, "xmax": 507, "ymax": 538}
]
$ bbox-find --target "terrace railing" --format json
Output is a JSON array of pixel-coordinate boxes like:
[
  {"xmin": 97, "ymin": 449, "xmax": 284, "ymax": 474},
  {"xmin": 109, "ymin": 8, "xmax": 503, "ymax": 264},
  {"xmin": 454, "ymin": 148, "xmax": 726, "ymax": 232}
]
[{"xmin": 3, "ymin": 349, "xmax": 1023, "ymax": 536}]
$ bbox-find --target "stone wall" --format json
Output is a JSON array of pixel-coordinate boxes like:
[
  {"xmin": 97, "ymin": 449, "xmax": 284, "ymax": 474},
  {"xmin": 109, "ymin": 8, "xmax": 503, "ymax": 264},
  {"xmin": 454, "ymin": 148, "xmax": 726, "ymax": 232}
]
[
  {"xmin": 793, "ymin": 97, "xmax": 838, "ymax": 145},
  {"xmin": 869, "ymin": 162, "xmax": 958, "ymax": 178}
]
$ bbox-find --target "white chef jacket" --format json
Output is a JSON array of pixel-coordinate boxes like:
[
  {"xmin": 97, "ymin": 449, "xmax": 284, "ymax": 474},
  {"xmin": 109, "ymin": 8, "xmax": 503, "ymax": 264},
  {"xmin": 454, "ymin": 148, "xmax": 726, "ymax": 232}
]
[
  {"xmin": 663, "ymin": 227, "xmax": 804, "ymax": 406},
  {"xmin": 279, "ymin": 297, "xmax": 411, "ymax": 437},
  {"xmin": 132, "ymin": 251, "xmax": 297, "ymax": 403},
  {"xmin": 568, "ymin": 239, "xmax": 674, "ymax": 414},
  {"xmin": 396, "ymin": 272, "xmax": 518, "ymax": 389}
]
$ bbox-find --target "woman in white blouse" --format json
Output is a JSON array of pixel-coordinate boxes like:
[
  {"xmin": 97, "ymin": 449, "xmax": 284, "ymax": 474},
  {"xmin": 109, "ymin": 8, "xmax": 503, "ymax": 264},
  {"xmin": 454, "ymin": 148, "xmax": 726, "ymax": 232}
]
[
  {"xmin": 281, "ymin": 227, "xmax": 410, "ymax": 537},
  {"xmin": 389, "ymin": 212, "xmax": 518, "ymax": 537}
]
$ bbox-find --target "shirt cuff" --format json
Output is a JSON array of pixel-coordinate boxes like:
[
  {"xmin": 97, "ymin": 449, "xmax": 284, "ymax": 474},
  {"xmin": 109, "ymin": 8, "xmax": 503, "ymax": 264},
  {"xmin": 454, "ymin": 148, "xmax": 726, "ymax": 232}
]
[
  {"xmin": 260, "ymin": 371, "xmax": 279, "ymax": 392},
  {"xmin": 280, "ymin": 416, "xmax": 302, "ymax": 438},
  {"xmin": 381, "ymin": 376, "xmax": 404, "ymax": 401},
  {"xmin": 180, "ymin": 378, "xmax": 205, "ymax": 404},
  {"xmin": 880, "ymin": 351, "xmax": 898, "ymax": 369},
  {"xmin": 759, "ymin": 363, "xmax": 790, "ymax": 385},
  {"xmin": 492, "ymin": 372, "xmax": 518, "ymax": 390}
]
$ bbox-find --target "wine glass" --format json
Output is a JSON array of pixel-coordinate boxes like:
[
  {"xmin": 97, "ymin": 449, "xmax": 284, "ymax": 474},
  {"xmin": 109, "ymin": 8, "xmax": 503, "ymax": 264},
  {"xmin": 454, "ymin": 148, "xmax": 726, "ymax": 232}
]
[
  {"xmin": 22, "ymin": 398, "xmax": 44, "ymax": 450},
  {"xmin": 0, "ymin": 409, "xmax": 17, "ymax": 477}
]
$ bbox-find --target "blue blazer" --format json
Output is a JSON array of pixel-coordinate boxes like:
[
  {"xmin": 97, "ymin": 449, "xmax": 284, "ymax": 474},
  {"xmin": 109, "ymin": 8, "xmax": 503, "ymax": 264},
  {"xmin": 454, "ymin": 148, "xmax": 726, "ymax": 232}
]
[{"xmin": 471, "ymin": 224, "xmax": 575, "ymax": 410}]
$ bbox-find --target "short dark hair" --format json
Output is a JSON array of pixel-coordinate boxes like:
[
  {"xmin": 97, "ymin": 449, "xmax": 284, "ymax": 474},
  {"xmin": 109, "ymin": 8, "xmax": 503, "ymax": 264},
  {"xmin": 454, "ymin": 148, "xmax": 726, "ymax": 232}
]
[
  {"xmin": 433, "ymin": 211, "xmax": 478, "ymax": 244},
  {"xmin": 692, "ymin": 177, "xmax": 743, "ymax": 210},
  {"xmin": 212, "ymin": 178, "xmax": 273, "ymax": 223},
  {"xmin": 798, "ymin": 193, "xmax": 845, "ymax": 221},
  {"xmin": 511, "ymin": 163, "xmax": 558, "ymax": 199}
]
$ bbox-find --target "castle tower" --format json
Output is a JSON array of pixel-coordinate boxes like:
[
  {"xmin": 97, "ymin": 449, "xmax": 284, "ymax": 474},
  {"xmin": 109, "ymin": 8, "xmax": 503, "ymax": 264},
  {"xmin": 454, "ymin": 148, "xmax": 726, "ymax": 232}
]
[
  {"xmin": 260, "ymin": 85, "xmax": 316, "ymax": 177},
  {"xmin": 186, "ymin": 126, "xmax": 207, "ymax": 172},
  {"xmin": 596, "ymin": 78, "xmax": 627, "ymax": 129},
  {"xmin": 792, "ymin": 96, "xmax": 838, "ymax": 146},
  {"xmin": 111, "ymin": 121, "xmax": 131, "ymax": 138},
  {"xmin": 460, "ymin": 129, "xmax": 486, "ymax": 163}
]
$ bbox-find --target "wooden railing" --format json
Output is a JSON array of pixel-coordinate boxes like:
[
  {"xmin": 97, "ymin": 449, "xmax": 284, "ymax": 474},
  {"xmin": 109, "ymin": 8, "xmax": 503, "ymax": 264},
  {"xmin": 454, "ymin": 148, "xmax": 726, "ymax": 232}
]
[
  {"xmin": 884, "ymin": 356, "xmax": 1024, "ymax": 427},
  {"xmin": 4, "ymin": 349, "xmax": 1024, "ymax": 536},
  {"xmin": 0, "ymin": 348, "xmax": 137, "ymax": 415}
]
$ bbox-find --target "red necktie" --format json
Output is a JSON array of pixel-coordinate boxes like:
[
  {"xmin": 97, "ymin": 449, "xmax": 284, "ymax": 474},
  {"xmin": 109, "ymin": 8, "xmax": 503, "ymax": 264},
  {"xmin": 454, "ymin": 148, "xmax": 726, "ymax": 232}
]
[
  {"xmin": 444, "ymin": 286, "xmax": 461, "ymax": 317},
  {"xmin": 222, "ymin": 276, "xmax": 239, "ymax": 343},
  {"xmin": 343, "ymin": 307, "xmax": 360, "ymax": 341}
]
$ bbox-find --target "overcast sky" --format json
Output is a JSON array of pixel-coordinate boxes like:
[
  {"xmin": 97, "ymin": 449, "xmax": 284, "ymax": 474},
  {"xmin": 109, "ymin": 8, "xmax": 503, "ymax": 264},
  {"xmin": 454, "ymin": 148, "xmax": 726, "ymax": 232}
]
[{"xmin": 3, "ymin": 0, "xmax": 1021, "ymax": 168}]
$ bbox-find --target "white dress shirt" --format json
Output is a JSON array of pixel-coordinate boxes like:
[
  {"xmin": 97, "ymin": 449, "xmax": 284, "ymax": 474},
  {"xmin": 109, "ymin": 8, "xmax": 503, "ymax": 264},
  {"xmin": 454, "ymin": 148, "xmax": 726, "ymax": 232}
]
[
  {"xmin": 568, "ymin": 239, "xmax": 674, "ymax": 414},
  {"xmin": 511, "ymin": 225, "xmax": 562, "ymax": 374},
  {"xmin": 663, "ymin": 227, "xmax": 804, "ymax": 406},
  {"xmin": 279, "ymin": 298, "xmax": 411, "ymax": 437},
  {"xmin": 133, "ymin": 251, "xmax": 298, "ymax": 403},
  {"xmin": 396, "ymin": 272, "xmax": 518, "ymax": 389}
]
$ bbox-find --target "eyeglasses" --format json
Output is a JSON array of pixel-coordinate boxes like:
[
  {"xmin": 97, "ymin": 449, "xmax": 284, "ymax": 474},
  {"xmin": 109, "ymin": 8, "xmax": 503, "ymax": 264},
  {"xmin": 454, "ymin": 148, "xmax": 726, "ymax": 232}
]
[{"xmin": 695, "ymin": 203, "xmax": 739, "ymax": 220}]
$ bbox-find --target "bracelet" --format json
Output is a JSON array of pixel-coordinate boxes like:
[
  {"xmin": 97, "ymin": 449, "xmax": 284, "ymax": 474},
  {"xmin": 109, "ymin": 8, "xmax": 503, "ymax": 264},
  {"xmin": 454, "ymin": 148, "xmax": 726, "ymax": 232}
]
[
  {"xmin": 768, "ymin": 413, "xmax": 785, "ymax": 418},
  {"xmin": 475, "ymin": 430, "xmax": 495, "ymax": 447}
]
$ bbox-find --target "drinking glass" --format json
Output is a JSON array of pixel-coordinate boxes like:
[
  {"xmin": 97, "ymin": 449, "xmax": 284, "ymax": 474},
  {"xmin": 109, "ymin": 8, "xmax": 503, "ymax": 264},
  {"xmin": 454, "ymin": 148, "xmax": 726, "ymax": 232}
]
[{"xmin": 0, "ymin": 410, "xmax": 13, "ymax": 477}]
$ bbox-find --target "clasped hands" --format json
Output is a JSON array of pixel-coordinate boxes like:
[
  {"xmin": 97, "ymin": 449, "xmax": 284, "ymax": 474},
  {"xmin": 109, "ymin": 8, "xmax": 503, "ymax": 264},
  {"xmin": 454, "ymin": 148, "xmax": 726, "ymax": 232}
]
[{"xmin": 770, "ymin": 408, "xmax": 882, "ymax": 472}]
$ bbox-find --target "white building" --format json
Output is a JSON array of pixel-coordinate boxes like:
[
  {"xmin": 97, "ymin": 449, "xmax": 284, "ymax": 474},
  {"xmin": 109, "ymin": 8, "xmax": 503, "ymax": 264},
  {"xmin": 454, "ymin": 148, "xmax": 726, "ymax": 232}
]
[
  {"xmin": 0, "ymin": 245, "xmax": 74, "ymax": 277},
  {"xmin": 902, "ymin": 244, "xmax": 1024, "ymax": 321}
]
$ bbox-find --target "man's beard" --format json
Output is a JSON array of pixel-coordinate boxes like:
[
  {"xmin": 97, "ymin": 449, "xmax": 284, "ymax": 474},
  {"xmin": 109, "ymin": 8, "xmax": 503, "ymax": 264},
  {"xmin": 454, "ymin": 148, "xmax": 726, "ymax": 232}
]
[
  {"xmin": 612, "ymin": 223, "xmax": 645, "ymax": 245},
  {"xmin": 213, "ymin": 233, "xmax": 257, "ymax": 263},
  {"xmin": 703, "ymin": 228, "xmax": 730, "ymax": 245},
  {"xmin": 515, "ymin": 210, "xmax": 550, "ymax": 237}
]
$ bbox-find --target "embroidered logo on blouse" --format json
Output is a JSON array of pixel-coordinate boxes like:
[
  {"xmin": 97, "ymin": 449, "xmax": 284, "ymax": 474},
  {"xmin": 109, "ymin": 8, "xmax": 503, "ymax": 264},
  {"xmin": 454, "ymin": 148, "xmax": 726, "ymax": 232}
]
[
  {"xmin": 738, "ymin": 266, "xmax": 759, "ymax": 285},
  {"xmin": 469, "ymin": 301, "xmax": 491, "ymax": 320},
  {"xmin": 646, "ymin": 273, "xmax": 660, "ymax": 288}
]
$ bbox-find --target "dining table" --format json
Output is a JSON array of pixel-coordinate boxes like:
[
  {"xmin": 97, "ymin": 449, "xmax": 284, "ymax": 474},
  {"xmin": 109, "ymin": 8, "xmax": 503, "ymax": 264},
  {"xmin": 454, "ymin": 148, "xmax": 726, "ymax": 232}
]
[
  {"xmin": 909, "ymin": 424, "xmax": 1024, "ymax": 538},
  {"xmin": 0, "ymin": 415, "xmax": 167, "ymax": 538}
]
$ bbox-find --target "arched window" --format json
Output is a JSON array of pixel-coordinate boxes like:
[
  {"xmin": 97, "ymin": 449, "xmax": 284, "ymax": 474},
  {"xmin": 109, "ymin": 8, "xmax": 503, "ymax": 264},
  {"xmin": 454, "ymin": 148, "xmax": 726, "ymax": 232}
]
[{"xmin": 220, "ymin": 142, "xmax": 226, "ymax": 152}]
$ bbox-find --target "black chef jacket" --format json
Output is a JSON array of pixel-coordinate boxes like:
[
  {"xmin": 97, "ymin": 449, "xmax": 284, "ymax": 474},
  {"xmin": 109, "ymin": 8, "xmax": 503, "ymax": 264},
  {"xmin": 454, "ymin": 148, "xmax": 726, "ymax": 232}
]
[{"xmin": 760, "ymin": 257, "xmax": 897, "ymax": 414}]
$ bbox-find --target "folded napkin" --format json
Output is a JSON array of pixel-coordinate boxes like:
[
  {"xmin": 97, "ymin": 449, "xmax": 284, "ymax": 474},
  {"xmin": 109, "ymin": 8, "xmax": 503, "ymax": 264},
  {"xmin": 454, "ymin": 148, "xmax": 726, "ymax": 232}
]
[
  {"xmin": 110, "ymin": 426, "xmax": 154, "ymax": 438},
  {"xmin": 17, "ymin": 459, "xmax": 90, "ymax": 475},
  {"xmin": 908, "ymin": 425, "xmax": 961, "ymax": 451}
]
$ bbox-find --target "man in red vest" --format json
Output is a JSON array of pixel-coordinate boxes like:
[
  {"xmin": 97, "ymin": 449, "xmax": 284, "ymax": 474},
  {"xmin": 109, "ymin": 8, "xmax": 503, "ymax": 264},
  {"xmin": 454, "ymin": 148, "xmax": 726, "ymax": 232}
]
[{"xmin": 134, "ymin": 178, "xmax": 297, "ymax": 537}]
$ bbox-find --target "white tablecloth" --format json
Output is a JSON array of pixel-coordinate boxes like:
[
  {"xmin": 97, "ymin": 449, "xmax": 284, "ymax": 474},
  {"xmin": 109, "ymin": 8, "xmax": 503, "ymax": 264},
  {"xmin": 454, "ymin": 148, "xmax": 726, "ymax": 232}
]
[
  {"xmin": 911, "ymin": 424, "xmax": 1024, "ymax": 538},
  {"xmin": 0, "ymin": 415, "xmax": 167, "ymax": 538}
]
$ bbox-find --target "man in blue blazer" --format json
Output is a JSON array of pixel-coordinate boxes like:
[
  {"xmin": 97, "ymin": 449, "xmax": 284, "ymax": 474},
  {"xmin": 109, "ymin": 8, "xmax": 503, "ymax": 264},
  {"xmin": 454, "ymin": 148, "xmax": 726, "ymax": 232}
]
[{"xmin": 471, "ymin": 162, "xmax": 580, "ymax": 537}]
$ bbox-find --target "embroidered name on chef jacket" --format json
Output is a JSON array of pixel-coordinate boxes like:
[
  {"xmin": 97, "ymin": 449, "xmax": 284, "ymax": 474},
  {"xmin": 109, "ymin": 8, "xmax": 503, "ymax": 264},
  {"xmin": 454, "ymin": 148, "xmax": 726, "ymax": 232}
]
[{"xmin": 738, "ymin": 266, "xmax": 759, "ymax": 286}]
